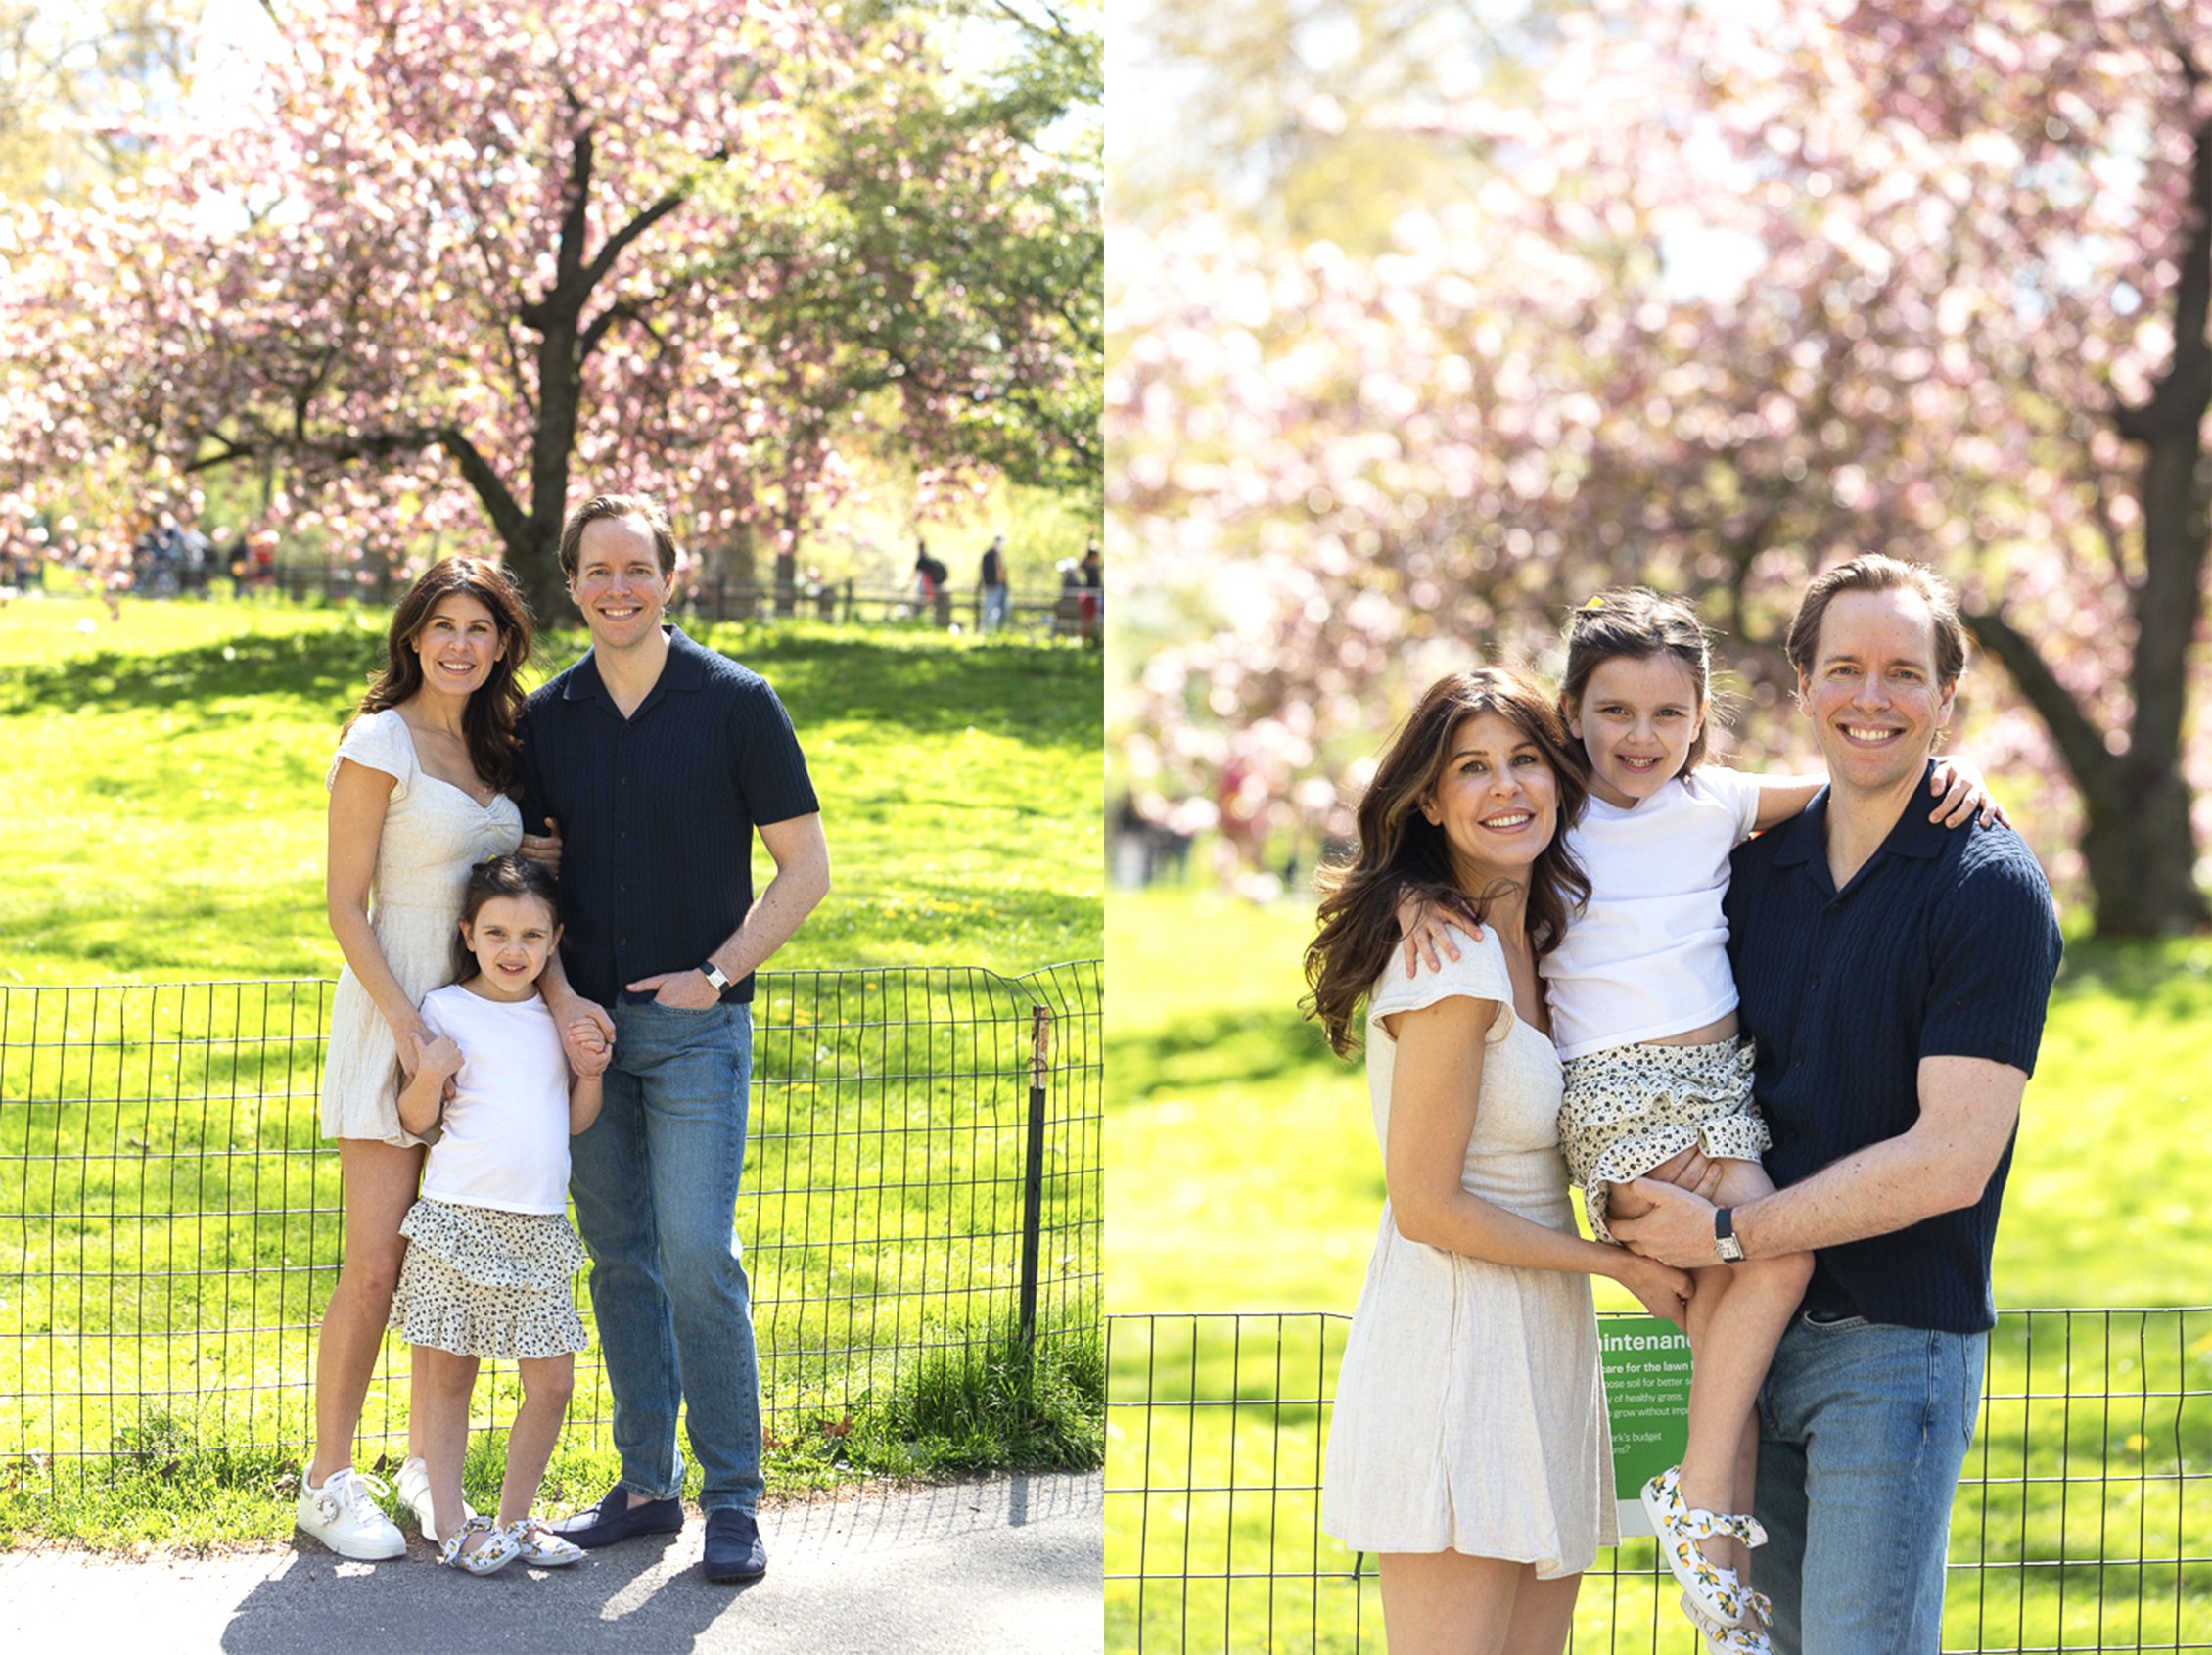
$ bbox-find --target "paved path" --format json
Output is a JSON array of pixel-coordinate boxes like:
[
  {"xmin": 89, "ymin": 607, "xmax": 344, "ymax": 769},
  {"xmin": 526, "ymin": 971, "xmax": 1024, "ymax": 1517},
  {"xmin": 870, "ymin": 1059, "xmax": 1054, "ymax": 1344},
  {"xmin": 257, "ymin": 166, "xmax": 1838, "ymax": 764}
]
[{"xmin": 0, "ymin": 1471, "xmax": 1102, "ymax": 1653}]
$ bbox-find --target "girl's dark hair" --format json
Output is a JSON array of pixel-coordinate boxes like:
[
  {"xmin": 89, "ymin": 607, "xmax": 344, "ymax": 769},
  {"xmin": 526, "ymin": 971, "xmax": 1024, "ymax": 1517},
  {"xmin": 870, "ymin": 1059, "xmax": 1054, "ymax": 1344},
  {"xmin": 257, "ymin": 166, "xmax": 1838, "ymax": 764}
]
[
  {"xmin": 453, "ymin": 854, "xmax": 561, "ymax": 982},
  {"xmin": 1558, "ymin": 587, "xmax": 1715, "ymax": 772},
  {"xmin": 348, "ymin": 556, "xmax": 534, "ymax": 793},
  {"xmin": 1303, "ymin": 667, "xmax": 1590, "ymax": 1057}
]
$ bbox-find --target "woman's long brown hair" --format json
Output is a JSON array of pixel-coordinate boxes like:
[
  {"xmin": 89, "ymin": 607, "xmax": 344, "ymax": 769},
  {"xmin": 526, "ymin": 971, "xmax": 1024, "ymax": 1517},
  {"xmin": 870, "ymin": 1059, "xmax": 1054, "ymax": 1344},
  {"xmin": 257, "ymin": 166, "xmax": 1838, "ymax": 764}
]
[
  {"xmin": 346, "ymin": 556, "xmax": 534, "ymax": 793},
  {"xmin": 1303, "ymin": 667, "xmax": 1590, "ymax": 1056}
]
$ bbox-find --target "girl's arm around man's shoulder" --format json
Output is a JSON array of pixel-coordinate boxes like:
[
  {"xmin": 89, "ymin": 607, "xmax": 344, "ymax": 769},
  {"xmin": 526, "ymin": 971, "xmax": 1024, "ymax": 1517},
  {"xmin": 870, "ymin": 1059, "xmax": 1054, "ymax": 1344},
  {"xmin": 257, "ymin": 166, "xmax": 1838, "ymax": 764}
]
[{"xmin": 1720, "ymin": 756, "xmax": 2003, "ymax": 835}]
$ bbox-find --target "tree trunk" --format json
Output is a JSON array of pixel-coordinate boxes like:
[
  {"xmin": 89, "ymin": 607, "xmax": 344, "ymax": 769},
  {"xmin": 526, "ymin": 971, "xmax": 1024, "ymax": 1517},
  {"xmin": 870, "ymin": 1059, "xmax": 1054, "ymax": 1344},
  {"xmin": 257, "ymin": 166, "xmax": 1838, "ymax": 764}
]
[
  {"xmin": 2075, "ymin": 760, "xmax": 2209, "ymax": 936},
  {"xmin": 726, "ymin": 518, "xmax": 758, "ymax": 592},
  {"xmin": 774, "ymin": 548, "xmax": 797, "ymax": 617},
  {"xmin": 1965, "ymin": 607, "xmax": 2210, "ymax": 939},
  {"xmin": 508, "ymin": 511, "xmax": 573, "ymax": 631}
]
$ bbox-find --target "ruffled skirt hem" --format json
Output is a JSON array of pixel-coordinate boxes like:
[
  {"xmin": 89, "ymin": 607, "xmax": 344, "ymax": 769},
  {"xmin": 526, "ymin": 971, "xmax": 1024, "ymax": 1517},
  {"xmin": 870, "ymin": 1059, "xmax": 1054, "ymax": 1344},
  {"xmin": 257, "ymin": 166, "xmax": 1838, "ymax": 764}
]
[{"xmin": 389, "ymin": 1198, "xmax": 588, "ymax": 1358}]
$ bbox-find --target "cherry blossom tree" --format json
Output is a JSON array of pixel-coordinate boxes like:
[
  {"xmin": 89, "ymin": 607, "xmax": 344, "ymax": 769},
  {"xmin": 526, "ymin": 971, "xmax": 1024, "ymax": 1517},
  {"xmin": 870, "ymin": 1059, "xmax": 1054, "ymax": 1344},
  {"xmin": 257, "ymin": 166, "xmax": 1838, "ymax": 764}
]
[
  {"xmin": 1, "ymin": 0, "xmax": 1097, "ymax": 621},
  {"xmin": 1111, "ymin": 0, "xmax": 2212, "ymax": 936}
]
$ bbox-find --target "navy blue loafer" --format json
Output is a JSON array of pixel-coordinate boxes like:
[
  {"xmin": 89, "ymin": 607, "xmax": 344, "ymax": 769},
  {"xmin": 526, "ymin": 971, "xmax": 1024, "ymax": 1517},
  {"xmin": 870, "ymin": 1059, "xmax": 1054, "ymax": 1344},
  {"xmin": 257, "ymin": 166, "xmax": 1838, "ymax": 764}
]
[
  {"xmin": 547, "ymin": 1484, "xmax": 685, "ymax": 1548},
  {"xmin": 702, "ymin": 1507, "xmax": 767, "ymax": 1582}
]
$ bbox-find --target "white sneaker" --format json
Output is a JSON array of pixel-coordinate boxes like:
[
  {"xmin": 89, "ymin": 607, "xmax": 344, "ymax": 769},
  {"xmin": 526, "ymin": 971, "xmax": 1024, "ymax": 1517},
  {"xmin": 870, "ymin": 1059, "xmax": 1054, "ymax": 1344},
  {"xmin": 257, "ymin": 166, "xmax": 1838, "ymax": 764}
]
[
  {"xmin": 295, "ymin": 1467, "xmax": 406, "ymax": 1560},
  {"xmin": 393, "ymin": 1455, "xmax": 478, "ymax": 1541}
]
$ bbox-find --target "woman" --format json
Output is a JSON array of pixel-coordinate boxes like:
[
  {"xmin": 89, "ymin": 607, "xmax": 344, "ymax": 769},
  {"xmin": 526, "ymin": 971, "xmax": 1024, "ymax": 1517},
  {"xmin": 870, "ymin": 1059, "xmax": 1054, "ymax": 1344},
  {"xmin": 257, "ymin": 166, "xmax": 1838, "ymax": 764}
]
[
  {"xmin": 297, "ymin": 556, "xmax": 534, "ymax": 1560},
  {"xmin": 1304, "ymin": 667, "xmax": 1694, "ymax": 1655}
]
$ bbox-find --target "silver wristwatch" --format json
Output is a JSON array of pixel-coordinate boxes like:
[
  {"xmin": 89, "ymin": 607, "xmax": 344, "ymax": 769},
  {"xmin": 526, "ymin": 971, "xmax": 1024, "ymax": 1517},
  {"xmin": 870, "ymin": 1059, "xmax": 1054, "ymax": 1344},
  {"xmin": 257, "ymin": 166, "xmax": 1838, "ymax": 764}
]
[
  {"xmin": 702, "ymin": 962, "xmax": 732, "ymax": 993},
  {"xmin": 1715, "ymin": 1207, "xmax": 1745, "ymax": 1264}
]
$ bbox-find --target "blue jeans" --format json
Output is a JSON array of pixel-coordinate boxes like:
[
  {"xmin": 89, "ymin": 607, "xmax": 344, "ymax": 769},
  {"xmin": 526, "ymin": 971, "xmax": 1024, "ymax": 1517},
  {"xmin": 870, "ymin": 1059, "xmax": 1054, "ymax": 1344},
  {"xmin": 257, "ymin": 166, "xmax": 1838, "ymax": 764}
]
[
  {"xmin": 569, "ymin": 1000, "xmax": 761, "ymax": 1515},
  {"xmin": 1755, "ymin": 1312, "xmax": 1987, "ymax": 1655},
  {"xmin": 983, "ymin": 584, "xmax": 1009, "ymax": 631}
]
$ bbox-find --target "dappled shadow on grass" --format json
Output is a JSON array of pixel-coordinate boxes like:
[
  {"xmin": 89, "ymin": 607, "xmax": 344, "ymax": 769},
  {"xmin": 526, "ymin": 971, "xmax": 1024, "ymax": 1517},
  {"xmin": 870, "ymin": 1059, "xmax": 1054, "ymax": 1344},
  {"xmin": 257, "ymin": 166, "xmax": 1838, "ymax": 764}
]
[
  {"xmin": 1, "ymin": 620, "xmax": 1102, "ymax": 744},
  {"xmin": 685, "ymin": 626, "xmax": 1101, "ymax": 744},
  {"xmin": 1108, "ymin": 1004, "xmax": 1342, "ymax": 1105},
  {"xmin": 0, "ymin": 883, "xmax": 335, "ymax": 984},
  {"xmin": 0, "ymin": 630, "xmax": 373, "ymax": 722},
  {"xmin": 796, "ymin": 878, "xmax": 1100, "ymax": 976}
]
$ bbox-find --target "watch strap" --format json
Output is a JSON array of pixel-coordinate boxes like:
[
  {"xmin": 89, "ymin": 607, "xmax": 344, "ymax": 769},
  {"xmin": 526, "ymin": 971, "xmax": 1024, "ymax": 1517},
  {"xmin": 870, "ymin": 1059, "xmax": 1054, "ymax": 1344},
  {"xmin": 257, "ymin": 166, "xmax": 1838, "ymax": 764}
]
[
  {"xmin": 702, "ymin": 962, "xmax": 732, "ymax": 992},
  {"xmin": 1715, "ymin": 1206, "xmax": 1745, "ymax": 1264}
]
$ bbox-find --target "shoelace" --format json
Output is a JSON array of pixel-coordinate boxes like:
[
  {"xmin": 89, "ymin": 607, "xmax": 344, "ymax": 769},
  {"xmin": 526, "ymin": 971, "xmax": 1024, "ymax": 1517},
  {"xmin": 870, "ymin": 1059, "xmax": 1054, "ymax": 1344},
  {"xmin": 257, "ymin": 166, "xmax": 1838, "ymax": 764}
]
[{"xmin": 331, "ymin": 1469, "xmax": 392, "ymax": 1521}]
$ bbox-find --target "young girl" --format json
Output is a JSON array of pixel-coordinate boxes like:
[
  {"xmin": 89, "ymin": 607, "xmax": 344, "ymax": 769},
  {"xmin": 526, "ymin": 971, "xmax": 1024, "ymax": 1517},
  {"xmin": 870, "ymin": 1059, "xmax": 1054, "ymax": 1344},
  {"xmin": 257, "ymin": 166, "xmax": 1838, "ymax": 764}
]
[
  {"xmin": 389, "ymin": 854, "xmax": 609, "ymax": 1575},
  {"xmin": 1408, "ymin": 589, "xmax": 1999, "ymax": 1654}
]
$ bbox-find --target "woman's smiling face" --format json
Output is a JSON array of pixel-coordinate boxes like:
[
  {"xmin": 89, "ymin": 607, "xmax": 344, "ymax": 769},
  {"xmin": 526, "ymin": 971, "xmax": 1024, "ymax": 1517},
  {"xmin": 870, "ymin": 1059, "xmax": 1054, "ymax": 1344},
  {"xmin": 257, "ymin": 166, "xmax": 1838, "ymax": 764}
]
[
  {"xmin": 410, "ymin": 592, "xmax": 503, "ymax": 698},
  {"xmin": 1419, "ymin": 711, "xmax": 1561, "ymax": 888}
]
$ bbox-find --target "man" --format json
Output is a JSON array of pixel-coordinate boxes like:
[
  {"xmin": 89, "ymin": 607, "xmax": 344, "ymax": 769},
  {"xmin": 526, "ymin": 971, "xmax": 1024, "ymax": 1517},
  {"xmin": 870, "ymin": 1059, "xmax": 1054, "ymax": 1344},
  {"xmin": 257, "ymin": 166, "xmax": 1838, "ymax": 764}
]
[
  {"xmin": 979, "ymin": 533, "xmax": 1008, "ymax": 632},
  {"xmin": 519, "ymin": 493, "xmax": 830, "ymax": 1583},
  {"xmin": 1609, "ymin": 556, "xmax": 2062, "ymax": 1655}
]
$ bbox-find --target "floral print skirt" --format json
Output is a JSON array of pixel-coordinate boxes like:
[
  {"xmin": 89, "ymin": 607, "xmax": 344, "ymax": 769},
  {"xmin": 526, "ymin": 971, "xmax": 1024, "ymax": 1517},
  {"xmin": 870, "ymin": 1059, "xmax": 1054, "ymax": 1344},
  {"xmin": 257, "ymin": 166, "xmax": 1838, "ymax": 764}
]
[
  {"xmin": 1557, "ymin": 1036, "xmax": 1768, "ymax": 1245},
  {"xmin": 388, "ymin": 1197, "xmax": 589, "ymax": 1359}
]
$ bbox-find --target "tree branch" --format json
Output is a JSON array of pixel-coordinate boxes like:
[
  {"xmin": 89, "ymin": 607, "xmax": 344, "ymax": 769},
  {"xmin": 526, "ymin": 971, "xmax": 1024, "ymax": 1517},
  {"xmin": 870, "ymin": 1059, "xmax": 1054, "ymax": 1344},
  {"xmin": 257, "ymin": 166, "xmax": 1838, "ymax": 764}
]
[
  {"xmin": 1960, "ymin": 602, "xmax": 2119, "ymax": 798},
  {"xmin": 577, "ymin": 184, "xmax": 704, "ymax": 302},
  {"xmin": 578, "ymin": 299, "xmax": 668, "ymax": 360}
]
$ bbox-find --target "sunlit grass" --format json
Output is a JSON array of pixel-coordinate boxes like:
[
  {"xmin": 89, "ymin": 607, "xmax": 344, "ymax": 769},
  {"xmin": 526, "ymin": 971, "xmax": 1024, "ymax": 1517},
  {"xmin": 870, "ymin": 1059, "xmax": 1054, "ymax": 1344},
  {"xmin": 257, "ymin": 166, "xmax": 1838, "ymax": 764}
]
[{"xmin": 0, "ymin": 596, "xmax": 1102, "ymax": 983}]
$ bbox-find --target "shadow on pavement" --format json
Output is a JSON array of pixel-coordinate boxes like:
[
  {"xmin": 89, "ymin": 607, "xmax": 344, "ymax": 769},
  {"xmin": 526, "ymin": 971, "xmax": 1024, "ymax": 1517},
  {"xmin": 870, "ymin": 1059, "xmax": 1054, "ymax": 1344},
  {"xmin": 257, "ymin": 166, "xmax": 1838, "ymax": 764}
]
[{"xmin": 208, "ymin": 1472, "xmax": 1104, "ymax": 1654}]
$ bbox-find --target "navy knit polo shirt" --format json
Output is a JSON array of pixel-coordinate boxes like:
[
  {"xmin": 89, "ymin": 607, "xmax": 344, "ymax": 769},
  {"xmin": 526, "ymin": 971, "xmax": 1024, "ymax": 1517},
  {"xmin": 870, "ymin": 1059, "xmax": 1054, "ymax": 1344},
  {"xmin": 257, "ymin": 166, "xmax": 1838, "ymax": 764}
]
[
  {"xmin": 1725, "ymin": 761, "xmax": 2062, "ymax": 1334},
  {"xmin": 516, "ymin": 627, "xmax": 819, "ymax": 1008}
]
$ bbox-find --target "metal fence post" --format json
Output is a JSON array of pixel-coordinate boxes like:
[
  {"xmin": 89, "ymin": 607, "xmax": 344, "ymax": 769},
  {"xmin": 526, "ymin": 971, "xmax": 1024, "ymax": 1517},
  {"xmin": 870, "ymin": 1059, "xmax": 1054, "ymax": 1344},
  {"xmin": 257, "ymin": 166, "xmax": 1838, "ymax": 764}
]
[{"xmin": 1020, "ymin": 1004, "xmax": 1051, "ymax": 1356}]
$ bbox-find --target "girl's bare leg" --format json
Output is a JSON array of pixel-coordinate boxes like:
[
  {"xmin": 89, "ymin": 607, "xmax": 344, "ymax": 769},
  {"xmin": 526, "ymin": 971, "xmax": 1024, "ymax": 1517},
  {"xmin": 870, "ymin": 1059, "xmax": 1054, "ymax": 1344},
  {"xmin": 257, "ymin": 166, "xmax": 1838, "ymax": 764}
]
[
  {"xmin": 1728, "ymin": 1409, "xmax": 1763, "ymax": 1593},
  {"xmin": 498, "ymin": 1355, "xmax": 576, "ymax": 1527},
  {"xmin": 1378, "ymin": 1552, "xmax": 1580, "ymax": 1655},
  {"xmin": 413, "ymin": 1345, "xmax": 481, "ymax": 1548},
  {"xmin": 1662, "ymin": 1156, "xmax": 1811, "ymax": 1573},
  {"xmin": 306, "ymin": 1138, "xmax": 423, "ymax": 1486}
]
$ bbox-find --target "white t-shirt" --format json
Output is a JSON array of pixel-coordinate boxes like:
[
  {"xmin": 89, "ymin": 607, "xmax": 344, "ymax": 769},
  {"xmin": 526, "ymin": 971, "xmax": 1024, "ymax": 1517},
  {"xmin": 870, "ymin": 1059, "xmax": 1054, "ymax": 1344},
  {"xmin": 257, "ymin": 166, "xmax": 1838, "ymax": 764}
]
[
  {"xmin": 417, "ymin": 984, "xmax": 573, "ymax": 1215},
  {"xmin": 1541, "ymin": 766, "xmax": 1764, "ymax": 1061}
]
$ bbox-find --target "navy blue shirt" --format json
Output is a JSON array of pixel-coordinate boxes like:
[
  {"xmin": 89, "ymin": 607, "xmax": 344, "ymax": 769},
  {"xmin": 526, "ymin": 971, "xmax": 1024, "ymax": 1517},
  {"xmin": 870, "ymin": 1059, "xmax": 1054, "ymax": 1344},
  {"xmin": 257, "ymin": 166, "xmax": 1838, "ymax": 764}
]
[
  {"xmin": 1725, "ymin": 761, "xmax": 2062, "ymax": 1334},
  {"xmin": 517, "ymin": 627, "xmax": 819, "ymax": 1008}
]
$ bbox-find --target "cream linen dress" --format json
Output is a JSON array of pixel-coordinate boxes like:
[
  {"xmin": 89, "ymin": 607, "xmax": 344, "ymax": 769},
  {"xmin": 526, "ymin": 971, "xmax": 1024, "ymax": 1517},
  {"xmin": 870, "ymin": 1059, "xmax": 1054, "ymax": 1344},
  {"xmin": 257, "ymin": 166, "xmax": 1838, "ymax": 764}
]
[
  {"xmin": 1320, "ymin": 927, "xmax": 1616, "ymax": 1575},
  {"xmin": 318, "ymin": 709, "xmax": 523, "ymax": 1146}
]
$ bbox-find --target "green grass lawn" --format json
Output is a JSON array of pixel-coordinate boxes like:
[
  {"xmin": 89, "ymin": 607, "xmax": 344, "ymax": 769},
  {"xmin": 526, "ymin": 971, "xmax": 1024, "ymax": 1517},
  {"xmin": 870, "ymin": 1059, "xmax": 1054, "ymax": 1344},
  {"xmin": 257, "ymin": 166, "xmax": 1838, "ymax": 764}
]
[
  {"xmin": 1106, "ymin": 883, "xmax": 2212, "ymax": 1652},
  {"xmin": 0, "ymin": 594, "xmax": 1101, "ymax": 983},
  {"xmin": 0, "ymin": 594, "xmax": 1103, "ymax": 1547}
]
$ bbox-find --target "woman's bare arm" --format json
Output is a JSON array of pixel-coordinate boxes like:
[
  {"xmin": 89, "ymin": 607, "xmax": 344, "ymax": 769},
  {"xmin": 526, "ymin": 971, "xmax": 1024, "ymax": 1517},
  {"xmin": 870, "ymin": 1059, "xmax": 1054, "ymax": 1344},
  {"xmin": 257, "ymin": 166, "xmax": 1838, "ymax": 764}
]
[
  {"xmin": 327, "ymin": 758, "xmax": 433, "ymax": 1075},
  {"xmin": 1382, "ymin": 997, "xmax": 1693, "ymax": 1323}
]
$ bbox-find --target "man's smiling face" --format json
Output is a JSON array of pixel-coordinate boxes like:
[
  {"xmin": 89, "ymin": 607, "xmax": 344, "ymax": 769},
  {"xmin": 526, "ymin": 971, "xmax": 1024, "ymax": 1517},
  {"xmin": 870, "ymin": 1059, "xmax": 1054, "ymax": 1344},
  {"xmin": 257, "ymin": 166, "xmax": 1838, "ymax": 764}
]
[
  {"xmin": 570, "ymin": 514, "xmax": 674, "ymax": 653},
  {"xmin": 1798, "ymin": 586, "xmax": 1958, "ymax": 801}
]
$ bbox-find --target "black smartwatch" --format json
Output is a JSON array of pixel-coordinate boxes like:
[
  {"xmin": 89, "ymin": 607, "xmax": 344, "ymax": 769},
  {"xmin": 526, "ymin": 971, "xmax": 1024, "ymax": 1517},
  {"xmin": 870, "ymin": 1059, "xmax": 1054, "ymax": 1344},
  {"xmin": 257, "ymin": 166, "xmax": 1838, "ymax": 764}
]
[{"xmin": 1715, "ymin": 1206, "xmax": 1745, "ymax": 1264}]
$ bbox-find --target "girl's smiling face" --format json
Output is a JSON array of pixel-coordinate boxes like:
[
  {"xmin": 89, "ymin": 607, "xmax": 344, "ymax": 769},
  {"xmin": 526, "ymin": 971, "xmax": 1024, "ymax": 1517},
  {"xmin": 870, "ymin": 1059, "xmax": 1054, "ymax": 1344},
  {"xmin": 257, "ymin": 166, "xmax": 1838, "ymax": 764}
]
[
  {"xmin": 1565, "ymin": 653, "xmax": 1705, "ymax": 809},
  {"xmin": 460, "ymin": 893, "xmax": 560, "ymax": 1001}
]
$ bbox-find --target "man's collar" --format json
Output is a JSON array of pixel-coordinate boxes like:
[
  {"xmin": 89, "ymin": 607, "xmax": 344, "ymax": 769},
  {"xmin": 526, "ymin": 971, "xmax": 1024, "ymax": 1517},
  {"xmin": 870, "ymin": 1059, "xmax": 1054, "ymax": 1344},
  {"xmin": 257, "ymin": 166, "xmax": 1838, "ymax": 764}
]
[
  {"xmin": 1767, "ymin": 759, "xmax": 1950, "ymax": 867},
  {"xmin": 560, "ymin": 624, "xmax": 708, "ymax": 703},
  {"xmin": 1764, "ymin": 789, "xmax": 1827, "ymax": 867}
]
